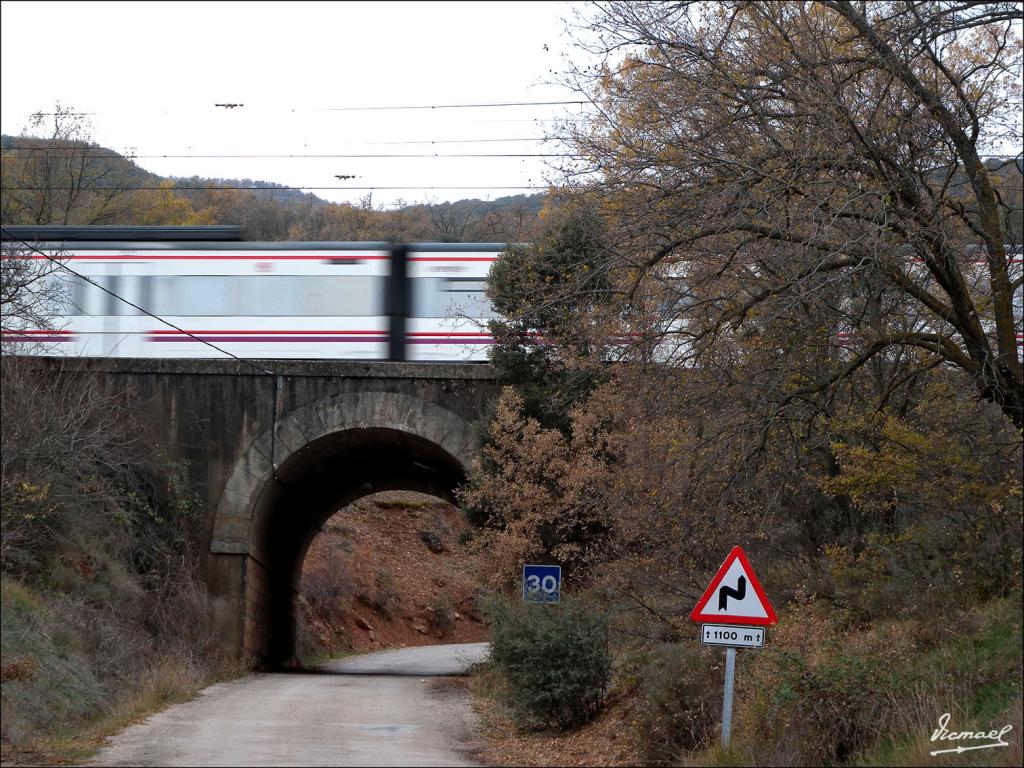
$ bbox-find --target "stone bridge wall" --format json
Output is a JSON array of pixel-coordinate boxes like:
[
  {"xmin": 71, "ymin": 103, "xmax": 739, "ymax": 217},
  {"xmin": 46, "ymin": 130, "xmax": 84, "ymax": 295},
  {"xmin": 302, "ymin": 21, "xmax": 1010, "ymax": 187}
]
[{"xmin": 23, "ymin": 357, "xmax": 499, "ymax": 664}]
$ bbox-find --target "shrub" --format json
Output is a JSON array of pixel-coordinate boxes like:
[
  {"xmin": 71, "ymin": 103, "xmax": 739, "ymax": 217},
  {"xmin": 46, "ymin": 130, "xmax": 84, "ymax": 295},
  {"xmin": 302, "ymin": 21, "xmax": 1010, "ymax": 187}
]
[
  {"xmin": 361, "ymin": 569, "xmax": 398, "ymax": 617},
  {"xmin": 483, "ymin": 595, "xmax": 610, "ymax": 731},
  {"xmin": 735, "ymin": 596, "xmax": 1023, "ymax": 766},
  {"xmin": 627, "ymin": 642, "xmax": 720, "ymax": 764},
  {"xmin": 428, "ymin": 592, "xmax": 456, "ymax": 635},
  {"xmin": 303, "ymin": 548, "xmax": 355, "ymax": 623}
]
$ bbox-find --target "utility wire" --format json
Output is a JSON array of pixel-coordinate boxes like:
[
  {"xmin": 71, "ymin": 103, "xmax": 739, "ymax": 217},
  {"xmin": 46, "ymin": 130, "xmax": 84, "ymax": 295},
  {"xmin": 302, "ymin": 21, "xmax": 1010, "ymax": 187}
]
[
  {"xmin": 315, "ymin": 99, "xmax": 588, "ymax": 112},
  {"xmin": 2, "ymin": 136, "xmax": 557, "ymax": 148},
  {"xmin": 0, "ymin": 228, "xmax": 276, "ymax": 377},
  {"xmin": 374, "ymin": 137, "xmax": 552, "ymax": 145},
  {"xmin": 23, "ymin": 99, "xmax": 588, "ymax": 117},
  {"xmin": 2, "ymin": 185, "xmax": 550, "ymax": 192},
  {"xmin": 1, "ymin": 150, "xmax": 574, "ymax": 159}
]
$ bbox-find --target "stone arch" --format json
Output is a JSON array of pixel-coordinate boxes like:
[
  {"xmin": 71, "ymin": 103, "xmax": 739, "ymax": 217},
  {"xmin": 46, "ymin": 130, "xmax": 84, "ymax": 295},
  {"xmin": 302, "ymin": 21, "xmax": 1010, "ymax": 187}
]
[{"xmin": 206, "ymin": 390, "xmax": 478, "ymax": 666}]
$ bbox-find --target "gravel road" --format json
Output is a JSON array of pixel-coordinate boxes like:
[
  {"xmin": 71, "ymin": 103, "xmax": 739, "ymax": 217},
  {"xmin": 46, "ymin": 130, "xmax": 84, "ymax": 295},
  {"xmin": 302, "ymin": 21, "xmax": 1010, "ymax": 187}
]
[{"xmin": 88, "ymin": 642, "xmax": 490, "ymax": 767}]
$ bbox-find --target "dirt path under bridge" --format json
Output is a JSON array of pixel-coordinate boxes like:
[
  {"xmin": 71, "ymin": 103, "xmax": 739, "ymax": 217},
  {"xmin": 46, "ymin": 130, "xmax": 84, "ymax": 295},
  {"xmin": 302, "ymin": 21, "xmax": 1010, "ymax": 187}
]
[{"xmin": 88, "ymin": 643, "xmax": 490, "ymax": 767}]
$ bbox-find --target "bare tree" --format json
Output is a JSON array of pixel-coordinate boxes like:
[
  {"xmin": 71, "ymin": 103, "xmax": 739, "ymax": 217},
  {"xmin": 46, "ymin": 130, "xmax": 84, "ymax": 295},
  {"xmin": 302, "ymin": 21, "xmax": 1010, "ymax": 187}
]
[
  {"xmin": 482, "ymin": 202, "xmax": 530, "ymax": 243},
  {"xmin": 562, "ymin": 1, "xmax": 1023, "ymax": 427},
  {"xmin": 425, "ymin": 198, "xmax": 474, "ymax": 242},
  {"xmin": 1, "ymin": 103, "xmax": 132, "ymax": 225},
  {"xmin": 0, "ymin": 239, "xmax": 71, "ymax": 355}
]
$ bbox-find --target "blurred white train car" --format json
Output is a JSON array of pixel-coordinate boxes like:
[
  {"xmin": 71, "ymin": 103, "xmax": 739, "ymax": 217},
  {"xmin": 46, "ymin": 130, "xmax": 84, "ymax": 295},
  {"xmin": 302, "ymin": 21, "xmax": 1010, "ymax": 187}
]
[{"xmin": 1, "ymin": 226, "xmax": 503, "ymax": 362}]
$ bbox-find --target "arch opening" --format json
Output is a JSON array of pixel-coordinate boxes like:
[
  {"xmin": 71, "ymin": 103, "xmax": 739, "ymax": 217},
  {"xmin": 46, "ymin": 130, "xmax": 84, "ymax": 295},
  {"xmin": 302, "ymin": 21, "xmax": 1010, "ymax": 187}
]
[
  {"xmin": 244, "ymin": 426, "xmax": 467, "ymax": 667},
  {"xmin": 296, "ymin": 489, "xmax": 488, "ymax": 665}
]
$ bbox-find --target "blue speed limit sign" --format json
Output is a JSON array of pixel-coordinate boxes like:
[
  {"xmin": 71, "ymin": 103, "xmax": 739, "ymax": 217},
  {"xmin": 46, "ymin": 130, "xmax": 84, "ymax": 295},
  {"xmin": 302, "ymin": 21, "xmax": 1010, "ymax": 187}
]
[{"xmin": 522, "ymin": 564, "xmax": 561, "ymax": 603}]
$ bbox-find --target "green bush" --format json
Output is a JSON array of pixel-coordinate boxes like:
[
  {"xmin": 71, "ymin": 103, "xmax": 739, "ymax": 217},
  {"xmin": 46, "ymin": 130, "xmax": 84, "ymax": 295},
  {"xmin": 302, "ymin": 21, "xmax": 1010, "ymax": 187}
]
[{"xmin": 483, "ymin": 595, "xmax": 611, "ymax": 731}]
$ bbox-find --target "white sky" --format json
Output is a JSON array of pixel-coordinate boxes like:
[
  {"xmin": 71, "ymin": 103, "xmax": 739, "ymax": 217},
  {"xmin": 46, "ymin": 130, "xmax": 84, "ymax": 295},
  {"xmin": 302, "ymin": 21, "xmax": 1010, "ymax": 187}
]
[{"xmin": 1, "ymin": 1, "xmax": 591, "ymax": 207}]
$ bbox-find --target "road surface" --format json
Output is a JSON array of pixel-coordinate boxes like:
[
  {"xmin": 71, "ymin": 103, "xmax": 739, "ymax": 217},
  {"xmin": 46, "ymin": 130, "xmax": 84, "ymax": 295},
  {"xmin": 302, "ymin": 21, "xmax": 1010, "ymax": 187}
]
[{"xmin": 89, "ymin": 642, "xmax": 490, "ymax": 767}]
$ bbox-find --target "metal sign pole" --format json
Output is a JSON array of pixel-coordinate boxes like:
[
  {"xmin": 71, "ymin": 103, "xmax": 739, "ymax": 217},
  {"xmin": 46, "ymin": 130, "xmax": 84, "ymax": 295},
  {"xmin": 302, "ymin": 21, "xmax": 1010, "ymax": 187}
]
[{"xmin": 721, "ymin": 646, "xmax": 736, "ymax": 749}]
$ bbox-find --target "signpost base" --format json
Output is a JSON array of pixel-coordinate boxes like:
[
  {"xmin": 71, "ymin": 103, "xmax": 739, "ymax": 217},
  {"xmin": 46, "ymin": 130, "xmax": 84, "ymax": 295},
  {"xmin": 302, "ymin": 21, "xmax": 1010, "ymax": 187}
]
[{"xmin": 721, "ymin": 646, "xmax": 736, "ymax": 749}]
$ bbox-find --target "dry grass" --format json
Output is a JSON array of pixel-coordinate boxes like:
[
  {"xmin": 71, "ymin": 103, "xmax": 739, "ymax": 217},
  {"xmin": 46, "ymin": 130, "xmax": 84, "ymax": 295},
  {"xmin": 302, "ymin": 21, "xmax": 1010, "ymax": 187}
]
[
  {"xmin": 847, "ymin": 693, "xmax": 1023, "ymax": 768},
  {"xmin": 4, "ymin": 652, "xmax": 247, "ymax": 766},
  {"xmin": 0, "ymin": 567, "xmax": 243, "ymax": 767}
]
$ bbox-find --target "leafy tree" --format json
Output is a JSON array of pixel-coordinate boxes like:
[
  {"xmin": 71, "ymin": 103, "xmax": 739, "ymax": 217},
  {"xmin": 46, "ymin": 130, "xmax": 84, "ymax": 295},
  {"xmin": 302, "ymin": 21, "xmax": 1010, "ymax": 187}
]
[
  {"xmin": 487, "ymin": 199, "xmax": 615, "ymax": 432},
  {"xmin": 127, "ymin": 180, "xmax": 214, "ymax": 225},
  {"xmin": 461, "ymin": 201, "xmax": 619, "ymax": 571},
  {"xmin": 466, "ymin": 0, "xmax": 1022, "ymax": 627}
]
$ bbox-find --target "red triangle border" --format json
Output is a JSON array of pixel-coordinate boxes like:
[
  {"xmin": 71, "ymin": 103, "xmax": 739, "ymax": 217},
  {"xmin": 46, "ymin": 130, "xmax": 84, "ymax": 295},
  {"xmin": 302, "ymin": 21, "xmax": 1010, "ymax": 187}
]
[{"xmin": 689, "ymin": 546, "xmax": 778, "ymax": 626}]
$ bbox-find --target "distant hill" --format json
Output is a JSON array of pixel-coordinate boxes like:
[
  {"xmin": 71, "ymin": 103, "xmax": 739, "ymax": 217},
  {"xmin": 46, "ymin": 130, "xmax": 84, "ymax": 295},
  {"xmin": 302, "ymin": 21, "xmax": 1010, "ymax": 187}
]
[
  {"xmin": 171, "ymin": 175, "xmax": 334, "ymax": 207},
  {"xmin": 1, "ymin": 133, "xmax": 548, "ymax": 242},
  {"xmin": 7, "ymin": 131, "xmax": 1012, "ymax": 244}
]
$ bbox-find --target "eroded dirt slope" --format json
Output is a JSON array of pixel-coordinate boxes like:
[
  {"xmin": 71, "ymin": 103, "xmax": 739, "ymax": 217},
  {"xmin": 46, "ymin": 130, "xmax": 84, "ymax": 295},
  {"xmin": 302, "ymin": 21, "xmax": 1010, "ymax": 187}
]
[{"xmin": 296, "ymin": 492, "xmax": 488, "ymax": 660}]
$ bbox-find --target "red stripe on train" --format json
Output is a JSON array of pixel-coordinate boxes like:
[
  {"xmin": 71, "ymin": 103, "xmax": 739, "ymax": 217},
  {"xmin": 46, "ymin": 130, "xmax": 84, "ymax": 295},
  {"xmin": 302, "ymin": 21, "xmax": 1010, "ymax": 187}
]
[
  {"xmin": 2, "ymin": 333, "xmax": 75, "ymax": 342},
  {"xmin": 149, "ymin": 336, "xmax": 390, "ymax": 343},
  {"xmin": 33, "ymin": 254, "xmax": 389, "ymax": 261},
  {"xmin": 148, "ymin": 329, "xmax": 387, "ymax": 335},
  {"xmin": 30, "ymin": 254, "xmax": 499, "ymax": 261}
]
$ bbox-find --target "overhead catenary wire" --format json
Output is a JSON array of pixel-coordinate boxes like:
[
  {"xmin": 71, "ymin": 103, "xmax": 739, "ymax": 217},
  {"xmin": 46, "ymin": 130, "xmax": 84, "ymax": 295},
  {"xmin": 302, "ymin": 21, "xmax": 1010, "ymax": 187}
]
[
  {"xmin": 1, "ymin": 150, "xmax": 575, "ymax": 159},
  {"xmin": 2, "ymin": 135, "xmax": 562, "ymax": 149},
  {"xmin": 21, "ymin": 99, "xmax": 590, "ymax": 117},
  {"xmin": 315, "ymin": 99, "xmax": 588, "ymax": 112},
  {"xmin": 374, "ymin": 137, "xmax": 554, "ymax": 145},
  {"xmin": 1, "ymin": 185, "xmax": 550, "ymax": 192}
]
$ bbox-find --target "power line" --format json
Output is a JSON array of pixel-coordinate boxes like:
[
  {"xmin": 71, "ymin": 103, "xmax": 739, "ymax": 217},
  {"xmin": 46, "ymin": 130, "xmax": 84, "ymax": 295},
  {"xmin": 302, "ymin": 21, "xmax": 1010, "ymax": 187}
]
[
  {"xmin": 2, "ymin": 137, "xmax": 558, "ymax": 153},
  {"xmin": 0, "ymin": 228, "xmax": 276, "ymax": 376},
  {"xmin": 22, "ymin": 99, "xmax": 589, "ymax": 117},
  {"xmin": 2, "ymin": 185, "xmax": 550, "ymax": 192},
  {"xmin": 1, "ymin": 149, "xmax": 573, "ymax": 159},
  {"xmin": 317, "ymin": 100, "xmax": 588, "ymax": 112},
  {"xmin": 374, "ymin": 137, "xmax": 551, "ymax": 145}
]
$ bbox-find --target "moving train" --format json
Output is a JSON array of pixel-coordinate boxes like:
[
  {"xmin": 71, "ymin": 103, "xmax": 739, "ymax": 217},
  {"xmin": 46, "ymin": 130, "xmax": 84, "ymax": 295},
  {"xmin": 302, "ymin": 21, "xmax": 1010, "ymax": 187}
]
[
  {"xmin": 5, "ymin": 226, "xmax": 1019, "ymax": 363},
  {"xmin": 1, "ymin": 225, "xmax": 504, "ymax": 362}
]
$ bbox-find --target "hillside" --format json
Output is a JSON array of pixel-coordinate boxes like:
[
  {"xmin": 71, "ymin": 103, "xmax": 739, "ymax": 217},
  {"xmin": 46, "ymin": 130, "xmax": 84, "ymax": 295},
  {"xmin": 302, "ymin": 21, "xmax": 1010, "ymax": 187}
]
[
  {"xmin": 1, "ymin": 133, "xmax": 547, "ymax": 241},
  {"xmin": 295, "ymin": 492, "xmax": 488, "ymax": 664}
]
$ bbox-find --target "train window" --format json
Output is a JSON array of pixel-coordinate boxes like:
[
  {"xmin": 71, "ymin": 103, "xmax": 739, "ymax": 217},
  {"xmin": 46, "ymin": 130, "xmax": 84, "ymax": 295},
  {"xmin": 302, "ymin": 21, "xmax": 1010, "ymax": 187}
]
[
  {"xmin": 69, "ymin": 276, "xmax": 89, "ymax": 315},
  {"xmin": 147, "ymin": 275, "xmax": 383, "ymax": 316},
  {"xmin": 241, "ymin": 276, "xmax": 381, "ymax": 316},
  {"xmin": 137, "ymin": 276, "xmax": 154, "ymax": 316},
  {"xmin": 34, "ymin": 274, "xmax": 79, "ymax": 316},
  {"xmin": 100, "ymin": 275, "xmax": 131, "ymax": 316},
  {"xmin": 412, "ymin": 277, "xmax": 497, "ymax": 318},
  {"xmin": 175, "ymin": 277, "xmax": 233, "ymax": 316}
]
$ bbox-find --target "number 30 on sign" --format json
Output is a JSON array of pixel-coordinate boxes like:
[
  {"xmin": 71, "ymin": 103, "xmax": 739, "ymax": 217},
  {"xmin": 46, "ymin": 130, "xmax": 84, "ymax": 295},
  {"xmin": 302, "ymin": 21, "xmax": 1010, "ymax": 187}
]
[{"xmin": 522, "ymin": 564, "xmax": 561, "ymax": 603}]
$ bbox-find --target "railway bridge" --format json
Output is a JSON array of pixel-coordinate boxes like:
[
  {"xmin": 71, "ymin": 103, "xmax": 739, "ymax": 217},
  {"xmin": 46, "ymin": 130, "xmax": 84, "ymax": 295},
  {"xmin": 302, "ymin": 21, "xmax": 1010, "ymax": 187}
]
[{"xmin": 28, "ymin": 357, "xmax": 499, "ymax": 666}]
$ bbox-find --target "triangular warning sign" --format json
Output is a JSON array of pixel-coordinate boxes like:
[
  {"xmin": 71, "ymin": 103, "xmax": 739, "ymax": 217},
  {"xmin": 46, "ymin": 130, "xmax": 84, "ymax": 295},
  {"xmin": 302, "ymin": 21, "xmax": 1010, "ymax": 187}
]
[{"xmin": 690, "ymin": 546, "xmax": 777, "ymax": 626}]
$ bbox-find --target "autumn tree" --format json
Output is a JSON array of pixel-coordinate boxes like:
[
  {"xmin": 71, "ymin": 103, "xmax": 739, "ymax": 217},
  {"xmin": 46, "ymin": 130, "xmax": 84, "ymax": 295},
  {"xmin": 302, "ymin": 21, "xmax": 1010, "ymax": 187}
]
[
  {"xmin": 126, "ymin": 180, "xmax": 214, "ymax": 225},
  {"xmin": 564, "ymin": 1, "xmax": 1023, "ymax": 428},
  {"xmin": 465, "ymin": 0, "xmax": 1023, "ymax": 612}
]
